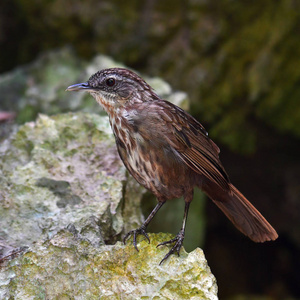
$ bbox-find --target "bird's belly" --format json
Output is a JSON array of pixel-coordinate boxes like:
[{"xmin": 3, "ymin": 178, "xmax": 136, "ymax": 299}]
[
  {"xmin": 118, "ymin": 140, "xmax": 191, "ymax": 200},
  {"xmin": 110, "ymin": 116, "xmax": 194, "ymax": 200}
]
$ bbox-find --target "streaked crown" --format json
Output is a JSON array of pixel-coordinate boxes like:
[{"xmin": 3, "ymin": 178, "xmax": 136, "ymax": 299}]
[{"xmin": 87, "ymin": 68, "xmax": 160, "ymax": 103}]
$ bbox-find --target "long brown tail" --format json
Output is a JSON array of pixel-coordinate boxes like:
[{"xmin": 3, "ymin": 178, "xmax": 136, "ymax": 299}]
[{"xmin": 203, "ymin": 182, "xmax": 278, "ymax": 242}]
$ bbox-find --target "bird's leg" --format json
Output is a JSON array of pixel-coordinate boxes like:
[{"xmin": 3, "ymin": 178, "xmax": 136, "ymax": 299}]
[
  {"xmin": 157, "ymin": 201, "xmax": 191, "ymax": 265},
  {"xmin": 123, "ymin": 201, "xmax": 165, "ymax": 251}
]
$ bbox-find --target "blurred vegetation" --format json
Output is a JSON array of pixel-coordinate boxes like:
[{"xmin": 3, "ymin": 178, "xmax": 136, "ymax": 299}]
[{"xmin": 1, "ymin": 0, "xmax": 300, "ymax": 154}]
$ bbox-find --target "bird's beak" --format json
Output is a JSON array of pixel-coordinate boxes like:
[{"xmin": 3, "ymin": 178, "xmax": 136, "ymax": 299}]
[{"xmin": 66, "ymin": 82, "xmax": 96, "ymax": 92}]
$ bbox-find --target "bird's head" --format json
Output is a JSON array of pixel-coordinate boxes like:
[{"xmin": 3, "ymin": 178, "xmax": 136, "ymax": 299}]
[{"xmin": 66, "ymin": 68, "xmax": 160, "ymax": 111}]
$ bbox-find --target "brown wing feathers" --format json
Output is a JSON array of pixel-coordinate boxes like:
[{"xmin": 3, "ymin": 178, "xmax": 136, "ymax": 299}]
[
  {"xmin": 171, "ymin": 110, "xmax": 230, "ymax": 191},
  {"xmin": 168, "ymin": 103, "xmax": 278, "ymax": 242}
]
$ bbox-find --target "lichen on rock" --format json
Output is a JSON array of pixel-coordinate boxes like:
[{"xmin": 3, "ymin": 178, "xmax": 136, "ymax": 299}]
[
  {"xmin": 0, "ymin": 230, "xmax": 217, "ymax": 299},
  {"xmin": 0, "ymin": 112, "xmax": 143, "ymax": 255}
]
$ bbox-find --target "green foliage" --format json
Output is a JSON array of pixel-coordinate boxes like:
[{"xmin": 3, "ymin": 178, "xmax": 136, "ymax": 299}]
[{"xmin": 188, "ymin": 0, "xmax": 300, "ymax": 153}]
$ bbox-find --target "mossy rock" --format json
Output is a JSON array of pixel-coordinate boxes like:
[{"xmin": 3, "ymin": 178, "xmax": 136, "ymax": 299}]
[{"xmin": 0, "ymin": 230, "xmax": 217, "ymax": 299}]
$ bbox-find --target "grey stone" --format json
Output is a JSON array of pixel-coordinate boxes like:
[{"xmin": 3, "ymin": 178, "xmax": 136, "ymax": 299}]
[
  {"xmin": 0, "ymin": 112, "xmax": 143, "ymax": 255},
  {"xmin": 0, "ymin": 230, "xmax": 218, "ymax": 300}
]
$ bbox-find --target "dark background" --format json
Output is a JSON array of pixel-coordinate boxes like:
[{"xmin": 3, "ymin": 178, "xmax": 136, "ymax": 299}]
[{"xmin": 1, "ymin": 1, "xmax": 300, "ymax": 298}]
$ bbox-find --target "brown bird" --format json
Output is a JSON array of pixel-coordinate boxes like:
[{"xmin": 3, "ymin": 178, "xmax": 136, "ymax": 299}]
[{"xmin": 66, "ymin": 68, "xmax": 278, "ymax": 264}]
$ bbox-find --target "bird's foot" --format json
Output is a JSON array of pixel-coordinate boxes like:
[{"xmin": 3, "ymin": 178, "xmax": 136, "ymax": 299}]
[
  {"xmin": 157, "ymin": 229, "xmax": 185, "ymax": 265},
  {"xmin": 123, "ymin": 225, "xmax": 150, "ymax": 251}
]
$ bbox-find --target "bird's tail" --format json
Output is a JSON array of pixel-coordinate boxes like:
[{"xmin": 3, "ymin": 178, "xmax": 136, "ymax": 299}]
[{"xmin": 202, "ymin": 182, "xmax": 278, "ymax": 242}]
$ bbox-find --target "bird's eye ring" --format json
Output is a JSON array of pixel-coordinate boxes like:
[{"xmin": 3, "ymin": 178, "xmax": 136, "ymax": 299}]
[{"xmin": 106, "ymin": 78, "xmax": 115, "ymax": 87}]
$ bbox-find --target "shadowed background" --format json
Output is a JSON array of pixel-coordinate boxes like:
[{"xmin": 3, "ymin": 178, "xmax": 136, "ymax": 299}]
[{"xmin": 1, "ymin": 0, "xmax": 299, "ymax": 298}]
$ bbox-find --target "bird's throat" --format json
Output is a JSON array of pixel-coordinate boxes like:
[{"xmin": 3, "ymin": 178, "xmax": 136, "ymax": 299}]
[{"xmin": 92, "ymin": 92, "xmax": 116, "ymax": 115}]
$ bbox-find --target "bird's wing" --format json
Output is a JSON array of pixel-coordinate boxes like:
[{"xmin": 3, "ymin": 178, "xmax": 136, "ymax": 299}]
[{"xmin": 160, "ymin": 101, "xmax": 230, "ymax": 191}]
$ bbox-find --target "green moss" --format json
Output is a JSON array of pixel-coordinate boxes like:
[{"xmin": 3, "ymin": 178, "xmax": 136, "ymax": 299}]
[{"xmin": 1, "ymin": 230, "xmax": 216, "ymax": 298}]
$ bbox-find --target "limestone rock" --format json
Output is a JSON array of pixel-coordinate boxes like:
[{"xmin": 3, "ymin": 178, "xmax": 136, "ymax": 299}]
[
  {"xmin": 0, "ymin": 230, "xmax": 218, "ymax": 299},
  {"xmin": 0, "ymin": 112, "xmax": 143, "ymax": 257}
]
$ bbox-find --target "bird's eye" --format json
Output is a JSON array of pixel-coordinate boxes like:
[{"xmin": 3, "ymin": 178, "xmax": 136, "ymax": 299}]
[{"xmin": 106, "ymin": 78, "xmax": 115, "ymax": 87}]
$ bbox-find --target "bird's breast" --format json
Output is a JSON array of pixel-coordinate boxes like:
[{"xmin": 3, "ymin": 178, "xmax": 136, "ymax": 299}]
[
  {"xmin": 110, "ymin": 114, "xmax": 153, "ymax": 187},
  {"xmin": 109, "ymin": 114, "xmax": 191, "ymax": 199}
]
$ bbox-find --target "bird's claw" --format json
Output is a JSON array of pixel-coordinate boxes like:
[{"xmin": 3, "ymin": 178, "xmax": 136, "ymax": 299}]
[
  {"xmin": 157, "ymin": 230, "xmax": 185, "ymax": 265},
  {"xmin": 123, "ymin": 225, "xmax": 150, "ymax": 251}
]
